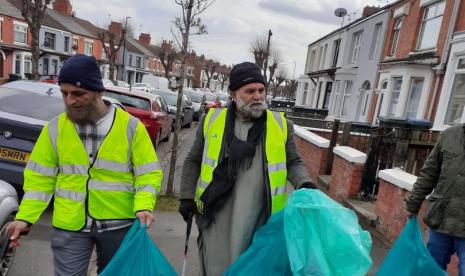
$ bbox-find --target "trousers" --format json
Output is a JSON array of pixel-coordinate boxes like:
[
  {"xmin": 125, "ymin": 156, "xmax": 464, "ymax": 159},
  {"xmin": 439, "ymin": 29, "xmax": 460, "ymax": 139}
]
[
  {"xmin": 427, "ymin": 228, "xmax": 465, "ymax": 276},
  {"xmin": 50, "ymin": 224, "xmax": 131, "ymax": 276}
]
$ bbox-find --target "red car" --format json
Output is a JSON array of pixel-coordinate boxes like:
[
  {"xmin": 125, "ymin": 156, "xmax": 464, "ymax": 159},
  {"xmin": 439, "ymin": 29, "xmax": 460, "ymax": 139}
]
[
  {"xmin": 203, "ymin": 92, "xmax": 221, "ymax": 113},
  {"xmin": 104, "ymin": 86, "xmax": 173, "ymax": 148}
]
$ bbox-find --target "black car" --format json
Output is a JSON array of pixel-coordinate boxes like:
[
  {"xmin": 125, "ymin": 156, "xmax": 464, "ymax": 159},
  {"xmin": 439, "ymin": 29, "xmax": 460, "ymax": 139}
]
[
  {"xmin": 153, "ymin": 89, "xmax": 194, "ymax": 128},
  {"xmin": 183, "ymin": 88, "xmax": 206, "ymax": 121},
  {"xmin": 0, "ymin": 87, "xmax": 124, "ymax": 192}
]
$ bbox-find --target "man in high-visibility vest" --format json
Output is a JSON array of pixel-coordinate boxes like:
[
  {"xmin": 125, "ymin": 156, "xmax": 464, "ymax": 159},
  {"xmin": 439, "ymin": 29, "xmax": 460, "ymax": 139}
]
[
  {"xmin": 7, "ymin": 54, "xmax": 163, "ymax": 275},
  {"xmin": 179, "ymin": 61, "xmax": 315, "ymax": 275}
]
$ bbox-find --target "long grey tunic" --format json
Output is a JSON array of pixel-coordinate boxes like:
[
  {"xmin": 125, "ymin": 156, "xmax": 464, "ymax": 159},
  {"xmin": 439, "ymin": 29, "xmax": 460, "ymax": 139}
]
[{"xmin": 180, "ymin": 112, "xmax": 311, "ymax": 276}]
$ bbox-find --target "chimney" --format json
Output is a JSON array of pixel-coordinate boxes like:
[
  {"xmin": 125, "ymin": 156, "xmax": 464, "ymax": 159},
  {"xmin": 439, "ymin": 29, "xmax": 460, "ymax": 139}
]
[
  {"xmin": 53, "ymin": 0, "xmax": 73, "ymax": 17},
  {"xmin": 161, "ymin": 40, "xmax": 172, "ymax": 52},
  {"xmin": 139, "ymin": 33, "xmax": 151, "ymax": 46},
  {"xmin": 362, "ymin": 6, "xmax": 381, "ymax": 17},
  {"xmin": 109, "ymin": 21, "xmax": 123, "ymax": 36}
]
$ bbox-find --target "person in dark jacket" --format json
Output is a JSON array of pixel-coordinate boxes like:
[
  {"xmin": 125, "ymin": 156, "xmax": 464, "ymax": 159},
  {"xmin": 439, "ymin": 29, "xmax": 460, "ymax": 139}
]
[
  {"xmin": 179, "ymin": 62, "xmax": 314, "ymax": 275},
  {"xmin": 406, "ymin": 125, "xmax": 465, "ymax": 273}
]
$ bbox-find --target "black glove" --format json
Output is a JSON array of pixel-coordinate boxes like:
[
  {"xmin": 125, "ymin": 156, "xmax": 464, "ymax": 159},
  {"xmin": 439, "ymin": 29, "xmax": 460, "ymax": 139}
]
[
  {"xmin": 179, "ymin": 199, "xmax": 197, "ymax": 222},
  {"xmin": 299, "ymin": 181, "xmax": 316, "ymax": 189}
]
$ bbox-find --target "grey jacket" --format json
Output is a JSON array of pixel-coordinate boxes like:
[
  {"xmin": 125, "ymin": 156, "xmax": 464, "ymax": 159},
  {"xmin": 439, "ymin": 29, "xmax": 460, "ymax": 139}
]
[
  {"xmin": 180, "ymin": 112, "xmax": 312, "ymax": 210},
  {"xmin": 405, "ymin": 125, "xmax": 465, "ymax": 237}
]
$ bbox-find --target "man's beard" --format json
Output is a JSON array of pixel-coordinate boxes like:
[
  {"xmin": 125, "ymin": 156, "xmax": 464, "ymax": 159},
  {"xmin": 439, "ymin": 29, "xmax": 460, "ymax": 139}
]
[
  {"xmin": 236, "ymin": 97, "xmax": 267, "ymax": 119},
  {"xmin": 65, "ymin": 97, "xmax": 100, "ymax": 124}
]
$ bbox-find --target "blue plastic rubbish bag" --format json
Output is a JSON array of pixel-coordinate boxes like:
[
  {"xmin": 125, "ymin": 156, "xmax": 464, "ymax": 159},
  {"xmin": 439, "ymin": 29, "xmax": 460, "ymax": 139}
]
[
  {"xmin": 376, "ymin": 218, "xmax": 447, "ymax": 276},
  {"xmin": 100, "ymin": 220, "xmax": 177, "ymax": 276},
  {"xmin": 224, "ymin": 211, "xmax": 292, "ymax": 276},
  {"xmin": 284, "ymin": 189, "xmax": 372, "ymax": 276}
]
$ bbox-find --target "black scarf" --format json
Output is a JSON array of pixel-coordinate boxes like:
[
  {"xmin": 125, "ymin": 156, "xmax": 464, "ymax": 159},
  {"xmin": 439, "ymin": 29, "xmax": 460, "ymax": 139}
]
[{"xmin": 197, "ymin": 103, "xmax": 266, "ymax": 230}]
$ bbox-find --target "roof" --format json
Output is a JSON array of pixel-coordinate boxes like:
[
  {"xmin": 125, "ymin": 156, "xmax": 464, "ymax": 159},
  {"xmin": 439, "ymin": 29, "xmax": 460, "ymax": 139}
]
[
  {"xmin": 72, "ymin": 16, "xmax": 106, "ymax": 38},
  {"xmin": 147, "ymin": 45, "xmax": 163, "ymax": 56},
  {"xmin": 126, "ymin": 37, "xmax": 153, "ymax": 56},
  {"xmin": 0, "ymin": 0, "xmax": 24, "ymax": 19},
  {"xmin": 46, "ymin": 9, "xmax": 95, "ymax": 38}
]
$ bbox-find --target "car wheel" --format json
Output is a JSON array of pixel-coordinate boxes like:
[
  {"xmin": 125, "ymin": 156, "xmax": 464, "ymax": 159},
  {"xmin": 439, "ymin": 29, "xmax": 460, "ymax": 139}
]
[
  {"xmin": 0, "ymin": 215, "xmax": 16, "ymax": 276},
  {"xmin": 187, "ymin": 119, "xmax": 192, "ymax": 128}
]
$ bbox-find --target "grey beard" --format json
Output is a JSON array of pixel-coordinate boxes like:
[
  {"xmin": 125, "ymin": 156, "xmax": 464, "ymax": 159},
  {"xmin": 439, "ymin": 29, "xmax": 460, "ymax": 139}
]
[{"xmin": 238, "ymin": 101, "xmax": 267, "ymax": 119}]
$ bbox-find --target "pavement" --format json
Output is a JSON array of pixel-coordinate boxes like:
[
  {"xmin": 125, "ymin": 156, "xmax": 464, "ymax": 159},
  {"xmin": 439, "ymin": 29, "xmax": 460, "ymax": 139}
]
[{"xmin": 7, "ymin": 121, "xmax": 392, "ymax": 275}]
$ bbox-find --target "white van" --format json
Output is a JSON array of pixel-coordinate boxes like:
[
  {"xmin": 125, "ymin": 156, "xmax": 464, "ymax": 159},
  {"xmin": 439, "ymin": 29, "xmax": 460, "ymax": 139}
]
[{"xmin": 141, "ymin": 74, "xmax": 170, "ymax": 91}]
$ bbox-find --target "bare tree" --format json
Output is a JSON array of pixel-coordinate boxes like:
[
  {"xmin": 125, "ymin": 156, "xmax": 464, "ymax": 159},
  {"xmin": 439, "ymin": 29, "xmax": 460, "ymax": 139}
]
[
  {"xmin": 250, "ymin": 34, "xmax": 281, "ymax": 89},
  {"xmin": 20, "ymin": 0, "xmax": 52, "ymax": 80},
  {"xmin": 203, "ymin": 60, "xmax": 218, "ymax": 89},
  {"xmin": 217, "ymin": 65, "xmax": 231, "ymax": 91},
  {"xmin": 98, "ymin": 28, "xmax": 126, "ymax": 81},
  {"xmin": 165, "ymin": 0, "xmax": 215, "ymax": 196},
  {"xmin": 267, "ymin": 50, "xmax": 281, "ymax": 85},
  {"xmin": 159, "ymin": 47, "xmax": 179, "ymax": 80},
  {"xmin": 250, "ymin": 35, "xmax": 268, "ymax": 74}
]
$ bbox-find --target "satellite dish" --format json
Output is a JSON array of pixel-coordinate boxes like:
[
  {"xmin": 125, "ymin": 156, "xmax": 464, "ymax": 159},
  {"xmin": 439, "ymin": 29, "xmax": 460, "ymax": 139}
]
[{"xmin": 334, "ymin": 8, "xmax": 347, "ymax": 17}]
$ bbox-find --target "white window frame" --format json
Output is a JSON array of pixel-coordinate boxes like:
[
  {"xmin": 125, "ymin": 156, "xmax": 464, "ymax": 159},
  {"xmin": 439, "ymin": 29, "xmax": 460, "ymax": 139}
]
[
  {"xmin": 84, "ymin": 41, "xmax": 93, "ymax": 56},
  {"xmin": 340, "ymin": 81, "xmax": 353, "ymax": 117},
  {"xmin": 388, "ymin": 77, "xmax": 403, "ymax": 116},
  {"xmin": 391, "ymin": 18, "xmax": 402, "ymax": 56},
  {"xmin": 320, "ymin": 44, "xmax": 328, "ymax": 70},
  {"xmin": 417, "ymin": 1, "xmax": 445, "ymax": 50},
  {"xmin": 351, "ymin": 32, "xmax": 363, "ymax": 63},
  {"xmin": 302, "ymin": 82, "xmax": 309, "ymax": 105},
  {"xmin": 13, "ymin": 52, "xmax": 32, "ymax": 77},
  {"xmin": 0, "ymin": 17, "xmax": 3, "ymax": 42},
  {"xmin": 444, "ymin": 57, "xmax": 465, "ymax": 125},
  {"xmin": 44, "ymin": 32, "xmax": 56, "ymax": 50},
  {"xmin": 370, "ymin": 23, "xmax": 382, "ymax": 60},
  {"xmin": 404, "ymin": 78, "xmax": 424, "ymax": 119},
  {"xmin": 332, "ymin": 39, "xmax": 341, "ymax": 67},
  {"xmin": 14, "ymin": 23, "xmax": 27, "ymax": 45},
  {"xmin": 331, "ymin": 81, "xmax": 341, "ymax": 114}
]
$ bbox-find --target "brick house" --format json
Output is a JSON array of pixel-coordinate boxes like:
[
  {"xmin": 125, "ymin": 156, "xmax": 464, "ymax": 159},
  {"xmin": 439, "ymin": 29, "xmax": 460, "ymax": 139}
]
[
  {"xmin": 0, "ymin": 0, "xmax": 31, "ymax": 80},
  {"xmin": 368, "ymin": 0, "xmax": 456, "ymax": 125}
]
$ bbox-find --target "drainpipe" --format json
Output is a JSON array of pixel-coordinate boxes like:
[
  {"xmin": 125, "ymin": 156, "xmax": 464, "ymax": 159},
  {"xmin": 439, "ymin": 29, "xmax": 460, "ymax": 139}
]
[{"xmin": 428, "ymin": 0, "xmax": 460, "ymax": 120}]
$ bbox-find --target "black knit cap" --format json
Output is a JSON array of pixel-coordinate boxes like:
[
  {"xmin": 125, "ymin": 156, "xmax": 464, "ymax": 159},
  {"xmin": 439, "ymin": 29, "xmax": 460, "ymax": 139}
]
[
  {"xmin": 58, "ymin": 54, "xmax": 105, "ymax": 92},
  {"xmin": 228, "ymin": 62, "xmax": 265, "ymax": 92}
]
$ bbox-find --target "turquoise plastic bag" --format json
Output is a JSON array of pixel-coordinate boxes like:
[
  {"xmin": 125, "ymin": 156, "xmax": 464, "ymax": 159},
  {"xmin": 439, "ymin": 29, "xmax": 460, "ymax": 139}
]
[
  {"xmin": 100, "ymin": 220, "xmax": 177, "ymax": 276},
  {"xmin": 376, "ymin": 218, "xmax": 447, "ymax": 276},
  {"xmin": 224, "ymin": 210, "xmax": 292, "ymax": 276},
  {"xmin": 284, "ymin": 189, "xmax": 372, "ymax": 276}
]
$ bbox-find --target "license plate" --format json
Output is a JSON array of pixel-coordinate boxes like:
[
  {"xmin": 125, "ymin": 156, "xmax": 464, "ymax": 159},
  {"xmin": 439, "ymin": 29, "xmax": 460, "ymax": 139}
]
[{"xmin": 0, "ymin": 147, "xmax": 30, "ymax": 165}]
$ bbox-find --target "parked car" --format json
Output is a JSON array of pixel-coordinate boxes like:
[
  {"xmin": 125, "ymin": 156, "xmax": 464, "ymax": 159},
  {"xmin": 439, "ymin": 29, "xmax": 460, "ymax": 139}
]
[
  {"xmin": 141, "ymin": 74, "xmax": 170, "ymax": 90},
  {"xmin": 215, "ymin": 92, "xmax": 230, "ymax": 107},
  {"xmin": 1, "ymin": 81, "xmax": 125, "ymax": 110},
  {"xmin": 153, "ymin": 89, "xmax": 194, "ymax": 128},
  {"xmin": 183, "ymin": 88, "xmax": 206, "ymax": 121},
  {"xmin": 203, "ymin": 92, "xmax": 221, "ymax": 113},
  {"xmin": 0, "ymin": 87, "xmax": 127, "ymax": 193},
  {"xmin": 104, "ymin": 86, "xmax": 172, "ymax": 147},
  {"xmin": 132, "ymin": 83, "xmax": 155, "ymax": 93},
  {"xmin": 0, "ymin": 180, "xmax": 18, "ymax": 275},
  {"xmin": 115, "ymin": 80, "xmax": 130, "ymax": 88},
  {"xmin": 102, "ymin": 79, "xmax": 117, "ymax": 86}
]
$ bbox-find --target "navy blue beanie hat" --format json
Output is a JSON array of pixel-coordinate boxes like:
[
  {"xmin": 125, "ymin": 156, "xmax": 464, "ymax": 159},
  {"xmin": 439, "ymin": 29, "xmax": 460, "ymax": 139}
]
[
  {"xmin": 228, "ymin": 62, "xmax": 265, "ymax": 92},
  {"xmin": 58, "ymin": 54, "xmax": 105, "ymax": 92}
]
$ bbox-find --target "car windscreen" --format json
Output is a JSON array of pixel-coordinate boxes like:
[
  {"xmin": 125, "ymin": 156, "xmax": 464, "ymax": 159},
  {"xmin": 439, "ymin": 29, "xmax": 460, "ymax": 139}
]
[
  {"xmin": 184, "ymin": 91, "xmax": 203, "ymax": 103},
  {"xmin": 0, "ymin": 87, "xmax": 64, "ymax": 121},
  {"xmin": 218, "ymin": 94, "xmax": 229, "ymax": 101},
  {"xmin": 104, "ymin": 90, "xmax": 151, "ymax": 110},
  {"xmin": 156, "ymin": 92, "xmax": 178, "ymax": 106}
]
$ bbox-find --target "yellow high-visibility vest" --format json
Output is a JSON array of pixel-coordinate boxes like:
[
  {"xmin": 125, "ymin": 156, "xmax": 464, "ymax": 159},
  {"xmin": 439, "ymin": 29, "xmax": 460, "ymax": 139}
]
[
  {"xmin": 196, "ymin": 108, "xmax": 288, "ymax": 214},
  {"xmin": 16, "ymin": 108, "xmax": 163, "ymax": 231}
]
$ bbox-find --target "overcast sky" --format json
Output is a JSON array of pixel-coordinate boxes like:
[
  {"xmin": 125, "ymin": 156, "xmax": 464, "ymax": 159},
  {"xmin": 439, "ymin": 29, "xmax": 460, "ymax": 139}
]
[{"xmin": 70, "ymin": 0, "xmax": 393, "ymax": 77}]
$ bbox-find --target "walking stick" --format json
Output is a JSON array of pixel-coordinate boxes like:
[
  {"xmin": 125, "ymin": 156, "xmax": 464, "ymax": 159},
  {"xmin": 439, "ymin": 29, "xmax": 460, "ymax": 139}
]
[{"xmin": 181, "ymin": 212, "xmax": 193, "ymax": 276}]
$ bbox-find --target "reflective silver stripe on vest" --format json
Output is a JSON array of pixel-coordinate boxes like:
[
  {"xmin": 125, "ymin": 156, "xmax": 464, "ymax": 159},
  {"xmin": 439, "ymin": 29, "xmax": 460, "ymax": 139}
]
[
  {"xmin": 60, "ymin": 164, "xmax": 88, "ymax": 175},
  {"xmin": 26, "ymin": 161, "xmax": 58, "ymax": 176},
  {"xmin": 48, "ymin": 116, "xmax": 59, "ymax": 151},
  {"xmin": 198, "ymin": 180, "xmax": 209, "ymax": 189},
  {"xmin": 88, "ymin": 180, "xmax": 135, "ymax": 192},
  {"xmin": 135, "ymin": 185, "xmax": 158, "ymax": 196},
  {"xmin": 94, "ymin": 159, "xmax": 131, "ymax": 173},
  {"xmin": 271, "ymin": 186, "xmax": 287, "ymax": 196},
  {"xmin": 133, "ymin": 162, "xmax": 161, "ymax": 177},
  {"xmin": 268, "ymin": 162, "xmax": 287, "ymax": 173},
  {"xmin": 202, "ymin": 156, "xmax": 216, "ymax": 167},
  {"xmin": 55, "ymin": 188, "xmax": 86, "ymax": 202},
  {"xmin": 23, "ymin": 191, "xmax": 53, "ymax": 202},
  {"xmin": 271, "ymin": 111, "xmax": 284, "ymax": 131},
  {"xmin": 127, "ymin": 115, "xmax": 139, "ymax": 161},
  {"xmin": 208, "ymin": 108, "xmax": 223, "ymax": 127}
]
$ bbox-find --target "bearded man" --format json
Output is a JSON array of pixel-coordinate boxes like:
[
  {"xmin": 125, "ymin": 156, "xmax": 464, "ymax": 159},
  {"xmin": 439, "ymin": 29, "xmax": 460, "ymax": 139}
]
[
  {"xmin": 179, "ymin": 61, "xmax": 315, "ymax": 275},
  {"xmin": 7, "ymin": 54, "xmax": 162, "ymax": 275}
]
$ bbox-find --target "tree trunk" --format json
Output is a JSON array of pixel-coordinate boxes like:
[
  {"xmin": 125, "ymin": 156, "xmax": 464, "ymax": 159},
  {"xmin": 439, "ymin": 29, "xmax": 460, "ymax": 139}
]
[
  {"xmin": 30, "ymin": 25, "xmax": 40, "ymax": 80},
  {"xmin": 109, "ymin": 61, "xmax": 116, "ymax": 81},
  {"xmin": 166, "ymin": 0, "xmax": 193, "ymax": 196}
]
